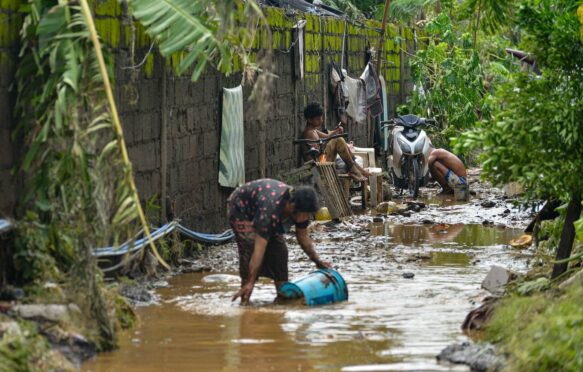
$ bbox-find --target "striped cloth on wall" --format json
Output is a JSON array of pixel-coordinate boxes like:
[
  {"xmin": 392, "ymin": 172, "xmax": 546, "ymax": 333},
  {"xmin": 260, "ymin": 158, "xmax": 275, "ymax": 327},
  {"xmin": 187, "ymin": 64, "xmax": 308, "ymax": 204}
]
[
  {"xmin": 379, "ymin": 75, "xmax": 390, "ymax": 152},
  {"xmin": 219, "ymin": 85, "xmax": 245, "ymax": 188}
]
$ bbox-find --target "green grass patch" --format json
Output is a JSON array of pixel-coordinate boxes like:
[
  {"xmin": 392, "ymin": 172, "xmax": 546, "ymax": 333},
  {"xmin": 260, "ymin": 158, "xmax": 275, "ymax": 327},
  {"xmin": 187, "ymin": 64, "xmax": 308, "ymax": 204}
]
[{"xmin": 485, "ymin": 283, "xmax": 583, "ymax": 370}]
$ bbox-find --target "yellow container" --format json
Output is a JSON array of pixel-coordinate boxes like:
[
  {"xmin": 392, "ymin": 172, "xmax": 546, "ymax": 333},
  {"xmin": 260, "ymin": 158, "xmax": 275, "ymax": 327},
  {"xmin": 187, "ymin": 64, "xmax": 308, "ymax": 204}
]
[{"xmin": 315, "ymin": 207, "xmax": 332, "ymax": 221}]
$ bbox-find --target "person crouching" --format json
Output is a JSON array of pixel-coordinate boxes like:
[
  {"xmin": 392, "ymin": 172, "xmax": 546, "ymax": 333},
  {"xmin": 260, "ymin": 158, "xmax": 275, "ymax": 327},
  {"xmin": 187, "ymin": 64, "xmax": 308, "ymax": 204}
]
[{"xmin": 227, "ymin": 178, "xmax": 332, "ymax": 304}]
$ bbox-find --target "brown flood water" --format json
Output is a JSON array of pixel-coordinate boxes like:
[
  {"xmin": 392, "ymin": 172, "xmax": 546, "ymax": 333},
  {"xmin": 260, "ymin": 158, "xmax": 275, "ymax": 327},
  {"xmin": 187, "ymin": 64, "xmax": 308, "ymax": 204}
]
[{"xmin": 84, "ymin": 223, "xmax": 527, "ymax": 372}]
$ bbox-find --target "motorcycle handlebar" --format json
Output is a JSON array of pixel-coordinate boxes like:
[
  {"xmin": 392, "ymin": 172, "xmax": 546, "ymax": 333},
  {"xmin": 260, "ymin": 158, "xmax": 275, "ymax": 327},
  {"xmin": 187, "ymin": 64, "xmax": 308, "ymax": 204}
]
[
  {"xmin": 381, "ymin": 118, "xmax": 438, "ymax": 128},
  {"xmin": 380, "ymin": 119, "xmax": 395, "ymax": 129},
  {"xmin": 293, "ymin": 133, "xmax": 348, "ymax": 144}
]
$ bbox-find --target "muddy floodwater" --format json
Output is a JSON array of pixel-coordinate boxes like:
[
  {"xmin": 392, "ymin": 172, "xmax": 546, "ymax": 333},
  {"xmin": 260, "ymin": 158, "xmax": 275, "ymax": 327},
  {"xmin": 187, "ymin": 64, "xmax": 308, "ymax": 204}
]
[{"xmin": 85, "ymin": 188, "xmax": 533, "ymax": 371}]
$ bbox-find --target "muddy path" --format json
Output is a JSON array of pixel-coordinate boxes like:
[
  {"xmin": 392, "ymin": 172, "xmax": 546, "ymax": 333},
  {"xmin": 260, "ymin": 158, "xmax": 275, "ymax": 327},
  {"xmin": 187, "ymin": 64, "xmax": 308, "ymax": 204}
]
[{"xmin": 84, "ymin": 177, "xmax": 534, "ymax": 371}]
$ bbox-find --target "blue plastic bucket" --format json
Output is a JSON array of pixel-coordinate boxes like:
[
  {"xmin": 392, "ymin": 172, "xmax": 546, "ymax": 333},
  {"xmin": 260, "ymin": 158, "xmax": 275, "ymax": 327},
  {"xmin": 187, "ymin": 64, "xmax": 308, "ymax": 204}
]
[{"xmin": 278, "ymin": 268, "xmax": 348, "ymax": 306}]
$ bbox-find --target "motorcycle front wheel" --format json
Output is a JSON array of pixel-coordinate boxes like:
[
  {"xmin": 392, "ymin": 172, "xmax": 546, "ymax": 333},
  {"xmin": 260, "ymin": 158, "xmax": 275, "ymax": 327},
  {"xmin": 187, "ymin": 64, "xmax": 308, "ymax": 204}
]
[{"xmin": 408, "ymin": 159, "xmax": 420, "ymax": 198}]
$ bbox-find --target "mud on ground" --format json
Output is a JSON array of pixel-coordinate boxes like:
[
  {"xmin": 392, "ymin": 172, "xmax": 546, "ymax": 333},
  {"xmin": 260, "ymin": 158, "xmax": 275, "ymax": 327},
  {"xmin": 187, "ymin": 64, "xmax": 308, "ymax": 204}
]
[{"xmin": 182, "ymin": 169, "xmax": 533, "ymax": 274}]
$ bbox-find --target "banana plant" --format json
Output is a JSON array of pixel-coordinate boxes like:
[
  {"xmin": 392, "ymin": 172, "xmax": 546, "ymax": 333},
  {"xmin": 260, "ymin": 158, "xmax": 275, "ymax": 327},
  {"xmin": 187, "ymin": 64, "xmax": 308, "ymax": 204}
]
[
  {"xmin": 16, "ymin": 2, "xmax": 138, "ymax": 261},
  {"xmin": 15, "ymin": 0, "xmax": 140, "ymax": 349},
  {"xmin": 128, "ymin": 0, "xmax": 265, "ymax": 81}
]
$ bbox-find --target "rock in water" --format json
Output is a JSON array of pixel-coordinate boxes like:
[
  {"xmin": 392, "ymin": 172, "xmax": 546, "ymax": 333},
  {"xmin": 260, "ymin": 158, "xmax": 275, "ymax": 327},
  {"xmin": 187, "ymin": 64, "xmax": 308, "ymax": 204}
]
[
  {"xmin": 481, "ymin": 200, "xmax": 496, "ymax": 208},
  {"xmin": 437, "ymin": 342, "xmax": 504, "ymax": 371},
  {"xmin": 462, "ymin": 296, "xmax": 499, "ymax": 331},
  {"xmin": 120, "ymin": 285, "xmax": 153, "ymax": 303},
  {"xmin": 481, "ymin": 266, "xmax": 518, "ymax": 295},
  {"xmin": 376, "ymin": 201, "xmax": 398, "ymax": 214}
]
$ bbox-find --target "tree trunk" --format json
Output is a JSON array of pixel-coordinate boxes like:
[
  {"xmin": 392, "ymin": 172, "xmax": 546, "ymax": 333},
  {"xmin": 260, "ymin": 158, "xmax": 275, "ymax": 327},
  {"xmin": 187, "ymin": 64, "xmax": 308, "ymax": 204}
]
[
  {"xmin": 551, "ymin": 195, "xmax": 582, "ymax": 279},
  {"xmin": 473, "ymin": 0, "xmax": 482, "ymax": 48}
]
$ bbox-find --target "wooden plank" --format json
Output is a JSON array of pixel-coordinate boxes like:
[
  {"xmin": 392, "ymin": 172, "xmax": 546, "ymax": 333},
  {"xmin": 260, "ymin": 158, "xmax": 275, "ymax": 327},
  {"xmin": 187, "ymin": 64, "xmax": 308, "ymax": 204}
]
[
  {"xmin": 361, "ymin": 180, "xmax": 368, "ymax": 209},
  {"xmin": 323, "ymin": 166, "xmax": 345, "ymax": 215},
  {"xmin": 325, "ymin": 165, "xmax": 350, "ymax": 216},
  {"xmin": 370, "ymin": 174, "xmax": 378, "ymax": 207},
  {"xmin": 311, "ymin": 166, "xmax": 341, "ymax": 219},
  {"xmin": 283, "ymin": 162, "xmax": 351, "ymax": 219},
  {"xmin": 315, "ymin": 163, "xmax": 351, "ymax": 218},
  {"xmin": 280, "ymin": 161, "xmax": 316, "ymax": 185},
  {"xmin": 316, "ymin": 164, "xmax": 343, "ymax": 217}
]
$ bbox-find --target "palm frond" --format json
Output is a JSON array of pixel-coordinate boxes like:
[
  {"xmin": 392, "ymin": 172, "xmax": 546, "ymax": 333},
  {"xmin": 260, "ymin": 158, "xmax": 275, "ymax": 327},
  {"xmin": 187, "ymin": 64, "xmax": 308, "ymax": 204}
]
[
  {"xmin": 462, "ymin": 0, "xmax": 514, "ymax": 33},
  {"xmin": 389, "ymin": 0, "xmax": 437, "ymax": 21},
  {"xmin": 128, "ymin": 0, "xmax": 263, "ymax": 81},
  {"xmin": 317, "ymin": 0, "xmax": 365, "ymax": 19}
]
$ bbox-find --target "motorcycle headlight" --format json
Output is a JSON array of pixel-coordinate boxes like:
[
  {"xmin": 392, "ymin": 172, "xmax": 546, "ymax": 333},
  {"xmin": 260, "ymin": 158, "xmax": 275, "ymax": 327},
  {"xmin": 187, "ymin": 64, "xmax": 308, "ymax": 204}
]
[
  {"xmin": 413, "ymin": 138, "xmax": 426, "ymax": 154},
  {"xmin": 397, "ymin": 136, "xmax": 410, "ymax": 152}
]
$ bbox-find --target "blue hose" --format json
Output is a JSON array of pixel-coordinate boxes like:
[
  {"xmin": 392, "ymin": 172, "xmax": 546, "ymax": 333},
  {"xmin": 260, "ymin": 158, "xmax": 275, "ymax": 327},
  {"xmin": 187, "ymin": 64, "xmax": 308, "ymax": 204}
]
[
  {"xmin": 0, "ymin": 218, "xmax": 233, "ymax": 258},
  {"xmin": 92, "ymin": 221, "xmax": 234, "ymax": 257}
]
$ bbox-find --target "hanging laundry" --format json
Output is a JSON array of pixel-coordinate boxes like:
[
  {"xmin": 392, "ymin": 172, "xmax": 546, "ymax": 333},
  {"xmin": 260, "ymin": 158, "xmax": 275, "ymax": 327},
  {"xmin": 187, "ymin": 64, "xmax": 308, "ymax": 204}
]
[
  {"xmin": 329, "ymin": 63, "xmax": 348, "ymax": 124},
  {"xmin": 360, "ymin": 62, "xmax": 383, "ymax": 118},
  {"xmin": 219, "ymin": 85, "xmax": 245, "ymax": 188},
  {"xmin": 293, "ymin": 20, "xmax": 306, "ymax": 80},
  {"xmin": 341, "ymin": 69, "xmax": 367, "ymax": 124}
]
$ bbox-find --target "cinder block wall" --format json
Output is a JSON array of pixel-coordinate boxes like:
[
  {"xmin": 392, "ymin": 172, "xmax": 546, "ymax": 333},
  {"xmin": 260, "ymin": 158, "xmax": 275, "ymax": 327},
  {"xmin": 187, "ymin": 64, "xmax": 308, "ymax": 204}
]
[
  {"xmin": 0, "ymin": 0, "xmax": 21, "ymax": 217},
  {"xmin": 0, "ymin": 1, "xmax": 416, "ymax": 232}
]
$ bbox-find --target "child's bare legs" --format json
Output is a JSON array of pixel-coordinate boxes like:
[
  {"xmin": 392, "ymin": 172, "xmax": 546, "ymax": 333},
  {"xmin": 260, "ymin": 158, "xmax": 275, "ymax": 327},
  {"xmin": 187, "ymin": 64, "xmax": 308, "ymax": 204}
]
[{"xmin": 325, "ymin": 138, "xmax": 367, "ymax": 181}]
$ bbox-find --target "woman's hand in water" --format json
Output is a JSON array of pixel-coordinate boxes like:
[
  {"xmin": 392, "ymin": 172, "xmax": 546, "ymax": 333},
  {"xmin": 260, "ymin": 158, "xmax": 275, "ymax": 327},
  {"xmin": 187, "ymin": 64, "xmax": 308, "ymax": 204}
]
[
  {"xmin": 315, "ymin": 259, "xmax": 333, "ymax": 269},
  {"xmin": 232, "ymin": 282, "xmax": 254, "ymax": 305}
]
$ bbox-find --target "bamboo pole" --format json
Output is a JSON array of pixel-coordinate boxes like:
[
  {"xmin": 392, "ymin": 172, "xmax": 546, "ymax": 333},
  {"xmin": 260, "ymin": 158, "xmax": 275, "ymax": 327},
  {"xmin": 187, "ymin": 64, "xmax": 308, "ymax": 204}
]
[
  {"xmin": 79, "ymin": 0, "xmax": 171, "ymax": 270},
  {"xmin": 375, "ymin": 0, "xmax": 391, "ymax": 72}
]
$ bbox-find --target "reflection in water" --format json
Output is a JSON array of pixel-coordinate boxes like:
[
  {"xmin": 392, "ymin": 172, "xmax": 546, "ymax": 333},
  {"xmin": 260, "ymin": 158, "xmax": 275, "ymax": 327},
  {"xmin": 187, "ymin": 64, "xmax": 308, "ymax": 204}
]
[
  {"xmin": 371, "ymin": 223, "xmax": 520, "ymax": 249},
  {"xmin": 429, "ymin": 252, "xmax": 471, "ymax": 266},
  {"xmin": 84, "ymin": 224, "xmax": 526, "ymax": 372}
]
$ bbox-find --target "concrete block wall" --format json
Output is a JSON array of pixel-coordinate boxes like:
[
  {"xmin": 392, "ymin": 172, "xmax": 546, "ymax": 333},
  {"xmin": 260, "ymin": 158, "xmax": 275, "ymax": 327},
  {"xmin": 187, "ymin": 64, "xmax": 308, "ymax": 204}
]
[
  {"xmin": 0, "ymin": 0, "xmax": 21, "ymax": 217},
  {"xmin": 0, "ymin": 1, "xmax": 416, "ymax": 233}
]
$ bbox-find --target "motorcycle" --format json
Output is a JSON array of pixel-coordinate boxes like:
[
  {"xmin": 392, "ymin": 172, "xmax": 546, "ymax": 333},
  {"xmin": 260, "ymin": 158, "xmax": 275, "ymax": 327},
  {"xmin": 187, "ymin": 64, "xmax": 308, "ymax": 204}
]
[{"xmin": 381, "ymin": 114, "xmax": 436, "ymax": 198}]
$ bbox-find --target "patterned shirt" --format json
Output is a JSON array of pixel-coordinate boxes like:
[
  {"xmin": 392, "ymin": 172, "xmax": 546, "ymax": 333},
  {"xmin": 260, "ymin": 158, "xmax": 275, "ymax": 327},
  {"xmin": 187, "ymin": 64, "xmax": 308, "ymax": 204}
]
[{"xmin": 228, "ymin": 179, "xmax": 300, "ymax": 239}]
